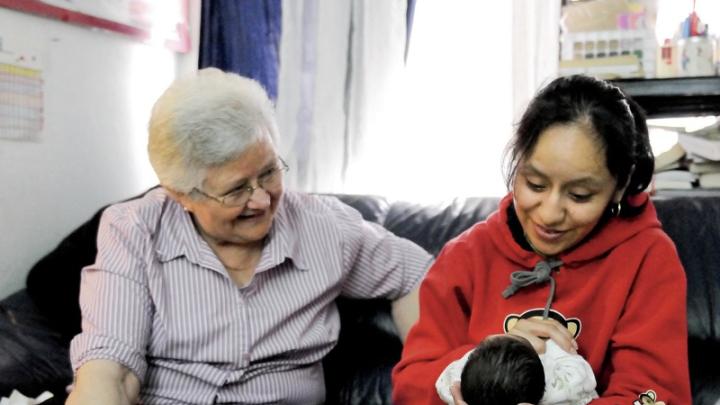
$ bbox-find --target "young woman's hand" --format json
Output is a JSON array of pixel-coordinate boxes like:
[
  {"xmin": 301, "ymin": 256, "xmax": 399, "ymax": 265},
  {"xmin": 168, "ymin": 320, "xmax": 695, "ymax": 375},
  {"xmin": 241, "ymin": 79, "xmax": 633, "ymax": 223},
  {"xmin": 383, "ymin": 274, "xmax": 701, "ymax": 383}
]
[{"xmin": 507, "ymin": 317, "xmax": 578, "ymax": 354}]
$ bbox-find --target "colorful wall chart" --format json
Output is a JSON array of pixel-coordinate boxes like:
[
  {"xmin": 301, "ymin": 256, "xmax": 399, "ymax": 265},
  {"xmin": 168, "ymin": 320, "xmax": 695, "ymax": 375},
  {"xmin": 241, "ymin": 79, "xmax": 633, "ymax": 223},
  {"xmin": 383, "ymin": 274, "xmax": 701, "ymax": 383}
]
[{"xmin": 0, "ymin": 46, "xmax": 43, "ymax": 141}]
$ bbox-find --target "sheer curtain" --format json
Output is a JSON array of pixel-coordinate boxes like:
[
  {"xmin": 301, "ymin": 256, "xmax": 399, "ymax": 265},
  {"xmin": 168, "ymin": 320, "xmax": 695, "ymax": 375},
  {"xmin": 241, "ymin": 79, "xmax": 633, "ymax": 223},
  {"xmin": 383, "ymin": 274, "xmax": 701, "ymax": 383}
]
[
  {"xmin": 511, "ymin": 0, "xmax": 561, "ymax": 123},
  {"xmin": 395, "ymin": 1, "xmax": 560, "ymax": 201},
  {"xmin": 276, "ymin": 1, "xmax": 560, "ymax": 201},
  {"xmin": 276, "ymin": 0, "xmax": 408, "ymax": 194}
]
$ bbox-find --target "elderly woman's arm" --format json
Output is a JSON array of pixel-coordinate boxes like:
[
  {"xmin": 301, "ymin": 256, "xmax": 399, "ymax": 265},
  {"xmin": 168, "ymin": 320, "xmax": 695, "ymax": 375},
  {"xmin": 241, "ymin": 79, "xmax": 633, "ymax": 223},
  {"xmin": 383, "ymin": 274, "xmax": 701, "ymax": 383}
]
[
  {"xmin": 68, "ymin": 204, "xmax": 153, "ymax": 405},
  {"xmin": 391, "ymin": 286, "xmax": 420, "ymax": 342},
  {"xmin": 327, "ymin": 195, "xmax": 432, "ymax": 340},
  {"xmin": 66, "ymin": 359, "xmax": 140, "ymax": 405},
  {"xmin": 392, "ymin": 242, "xmax": 478, "ymax": 405}
]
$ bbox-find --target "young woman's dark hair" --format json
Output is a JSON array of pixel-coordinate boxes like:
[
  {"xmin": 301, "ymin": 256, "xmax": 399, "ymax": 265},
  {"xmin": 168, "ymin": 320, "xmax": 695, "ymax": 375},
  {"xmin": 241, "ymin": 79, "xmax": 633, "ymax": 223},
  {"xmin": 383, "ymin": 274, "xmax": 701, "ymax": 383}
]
[
  {"xmin": 504, "ymin": 75, "xmax": 654, "ymax": 217},
  {"xmin": 460, "ymin": 336, "xmax": 545, "ymax": 405}
]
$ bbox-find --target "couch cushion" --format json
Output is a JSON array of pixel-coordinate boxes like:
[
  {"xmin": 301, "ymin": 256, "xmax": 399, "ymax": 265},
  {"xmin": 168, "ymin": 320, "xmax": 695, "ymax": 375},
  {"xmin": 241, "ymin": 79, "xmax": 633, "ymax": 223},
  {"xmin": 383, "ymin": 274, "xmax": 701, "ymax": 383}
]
[
  {"xmin": 654, "ymin": 196, "xmax": 720, "ymax": 341},
  {"xmin": 383, "ymin": 197, "xmax": 500, "ymax": 256},
  {"xmin": 25, "ymin": 208, "xmax": 104, "ymax": 342}
]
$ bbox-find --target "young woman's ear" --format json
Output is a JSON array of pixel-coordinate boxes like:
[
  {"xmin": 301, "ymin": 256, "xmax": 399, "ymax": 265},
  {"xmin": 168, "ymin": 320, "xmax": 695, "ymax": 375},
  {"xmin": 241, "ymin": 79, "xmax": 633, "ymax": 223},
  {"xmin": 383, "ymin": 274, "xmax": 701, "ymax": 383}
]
[{"xmin": 614, "ymin": 164, "xmax": 636, "ymax": 203}]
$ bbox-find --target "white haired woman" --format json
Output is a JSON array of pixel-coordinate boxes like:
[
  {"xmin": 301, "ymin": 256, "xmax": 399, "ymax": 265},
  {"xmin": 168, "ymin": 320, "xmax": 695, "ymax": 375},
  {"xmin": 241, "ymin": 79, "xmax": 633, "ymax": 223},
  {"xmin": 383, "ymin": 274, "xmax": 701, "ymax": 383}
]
[{"xmin": 66, "ymin": 68, "xmax": 432, "ymax": 405}]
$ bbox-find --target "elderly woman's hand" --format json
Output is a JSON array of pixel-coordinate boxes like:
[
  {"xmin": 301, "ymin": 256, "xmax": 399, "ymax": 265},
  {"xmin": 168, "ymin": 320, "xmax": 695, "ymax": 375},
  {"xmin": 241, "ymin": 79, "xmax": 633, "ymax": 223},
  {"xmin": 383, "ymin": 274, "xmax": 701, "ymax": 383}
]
[
  {"xmin": 506, "ymin": 317, "xmax": 578, "ymax": 354},
  {"xmin": 66, "ymin": 359, "xmax": 140, "ymax": 405}
]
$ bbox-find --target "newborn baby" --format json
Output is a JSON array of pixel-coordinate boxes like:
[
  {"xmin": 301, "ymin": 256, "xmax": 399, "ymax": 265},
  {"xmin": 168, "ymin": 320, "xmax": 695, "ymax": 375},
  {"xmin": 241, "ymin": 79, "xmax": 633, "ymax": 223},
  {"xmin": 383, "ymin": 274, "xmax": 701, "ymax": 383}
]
[{"xmin": 436, "ymin": 335, "xmax": 598, "ymax": 405}]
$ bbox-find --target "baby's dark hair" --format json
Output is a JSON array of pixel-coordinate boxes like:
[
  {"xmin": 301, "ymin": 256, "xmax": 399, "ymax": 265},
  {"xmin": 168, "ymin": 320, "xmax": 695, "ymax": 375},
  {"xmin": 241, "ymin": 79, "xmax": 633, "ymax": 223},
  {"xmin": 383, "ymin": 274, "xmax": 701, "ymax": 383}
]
[{"xmin": 460, "ymin": 335, "xmax": 545, "ymax": 405}]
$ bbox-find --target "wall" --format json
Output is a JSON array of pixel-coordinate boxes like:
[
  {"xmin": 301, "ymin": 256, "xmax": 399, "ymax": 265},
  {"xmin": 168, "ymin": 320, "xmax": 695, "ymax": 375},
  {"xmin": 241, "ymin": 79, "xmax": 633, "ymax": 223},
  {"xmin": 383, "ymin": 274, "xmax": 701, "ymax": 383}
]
[{"xmin": 0, "ymin": 6, "xmax": 187, "ymax": 298}]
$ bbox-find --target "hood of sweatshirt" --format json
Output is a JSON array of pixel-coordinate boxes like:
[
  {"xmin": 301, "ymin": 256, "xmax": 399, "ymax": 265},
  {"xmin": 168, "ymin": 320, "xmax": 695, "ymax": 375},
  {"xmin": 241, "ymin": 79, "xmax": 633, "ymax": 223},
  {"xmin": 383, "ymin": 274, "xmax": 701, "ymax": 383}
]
[{"xmin": 486, "ymin": 192, "xmax": 661, "ymax": 271}]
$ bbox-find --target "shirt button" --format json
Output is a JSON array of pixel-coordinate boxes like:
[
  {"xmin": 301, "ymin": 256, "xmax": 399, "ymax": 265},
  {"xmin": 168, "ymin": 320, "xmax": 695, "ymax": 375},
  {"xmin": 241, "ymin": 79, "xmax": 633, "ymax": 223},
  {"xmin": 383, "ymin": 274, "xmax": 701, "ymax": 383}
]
[{"xmin": 242, "ymin": 352, "xmax": 251, "ymax": 363}]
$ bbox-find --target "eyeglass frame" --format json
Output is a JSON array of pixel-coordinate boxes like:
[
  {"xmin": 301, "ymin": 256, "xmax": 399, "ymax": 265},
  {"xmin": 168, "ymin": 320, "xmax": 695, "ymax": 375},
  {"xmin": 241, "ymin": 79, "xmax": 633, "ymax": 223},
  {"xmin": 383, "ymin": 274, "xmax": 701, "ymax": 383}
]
[{"xmin": 191, "ymin": 157, "xmax": 289, "ymax": 207}]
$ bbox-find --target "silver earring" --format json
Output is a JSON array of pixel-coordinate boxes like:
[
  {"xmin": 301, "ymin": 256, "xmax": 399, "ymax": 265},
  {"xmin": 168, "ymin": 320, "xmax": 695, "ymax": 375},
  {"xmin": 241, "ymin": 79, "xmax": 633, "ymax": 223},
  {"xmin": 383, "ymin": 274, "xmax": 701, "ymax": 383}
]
[{"xmin": 609, "ymin": 201, "xmax": 622, "ymax": 217}]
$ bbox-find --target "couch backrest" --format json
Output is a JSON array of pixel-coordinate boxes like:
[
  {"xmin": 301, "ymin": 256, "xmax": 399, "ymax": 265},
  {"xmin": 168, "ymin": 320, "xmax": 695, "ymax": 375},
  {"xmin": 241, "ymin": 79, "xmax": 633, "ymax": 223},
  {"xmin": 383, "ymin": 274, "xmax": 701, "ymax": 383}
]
[
  {"xmin": 653, "ymin": 196, "xmax": 720, "ymax": 342},
  {"xmin": 653, "ymin": 196, "xmax": 720, "ymax": 404},
  {"xmin": 344, "ymin": 194, "xmax": 720, "ymax": 341}
]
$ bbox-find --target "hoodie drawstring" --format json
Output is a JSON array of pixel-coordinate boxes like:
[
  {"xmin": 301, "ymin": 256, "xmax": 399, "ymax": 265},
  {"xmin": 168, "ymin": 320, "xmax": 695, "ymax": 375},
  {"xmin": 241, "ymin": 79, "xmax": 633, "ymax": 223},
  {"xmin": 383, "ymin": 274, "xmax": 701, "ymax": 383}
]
[{"xmin": 502, "ymin": 259, "xmax": 563, "ymax": 319}]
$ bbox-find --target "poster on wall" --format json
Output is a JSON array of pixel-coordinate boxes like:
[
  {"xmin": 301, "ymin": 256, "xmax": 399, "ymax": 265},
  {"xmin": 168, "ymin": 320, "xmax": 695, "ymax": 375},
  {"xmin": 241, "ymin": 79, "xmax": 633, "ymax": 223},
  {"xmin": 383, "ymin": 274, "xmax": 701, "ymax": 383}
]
[
  {"xmin": 39, "ymin": 0, "xmax": 168, "ymax": 30},
  {"xmin": 0, "ymin": 36, "xmax": 44, "ymax": 142},
  {"xmin": 0, "ymin": 0, "xmax": 189, "ymax": 52}
]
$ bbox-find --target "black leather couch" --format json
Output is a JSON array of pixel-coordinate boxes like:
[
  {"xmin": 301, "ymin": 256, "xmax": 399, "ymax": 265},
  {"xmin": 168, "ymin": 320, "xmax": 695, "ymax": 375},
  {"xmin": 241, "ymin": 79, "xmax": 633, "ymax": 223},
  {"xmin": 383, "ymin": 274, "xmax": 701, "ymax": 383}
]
[{"xmin": 1, "ymin": 192, "xmax": 718, "ymax": 405}]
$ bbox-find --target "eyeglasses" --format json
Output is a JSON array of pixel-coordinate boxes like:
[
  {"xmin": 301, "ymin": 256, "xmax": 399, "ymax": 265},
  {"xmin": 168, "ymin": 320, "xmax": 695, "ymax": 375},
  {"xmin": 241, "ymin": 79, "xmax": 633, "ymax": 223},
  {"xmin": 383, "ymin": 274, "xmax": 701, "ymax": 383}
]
[{"xmin": 192, "ymin": 158, "xmax": 289, "ymax": 207}]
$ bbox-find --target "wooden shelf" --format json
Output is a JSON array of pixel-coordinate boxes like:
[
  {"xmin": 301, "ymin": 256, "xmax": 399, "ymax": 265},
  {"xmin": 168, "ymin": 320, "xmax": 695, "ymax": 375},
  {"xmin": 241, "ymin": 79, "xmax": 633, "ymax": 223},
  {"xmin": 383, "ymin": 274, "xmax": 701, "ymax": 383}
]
[
  {"xmin": 653, "ymin": 189, "xmax": 720, "ymax": 199},
  {"xmin": 611, "ymin": 77, "xmax": 720, "ymax": 118}
]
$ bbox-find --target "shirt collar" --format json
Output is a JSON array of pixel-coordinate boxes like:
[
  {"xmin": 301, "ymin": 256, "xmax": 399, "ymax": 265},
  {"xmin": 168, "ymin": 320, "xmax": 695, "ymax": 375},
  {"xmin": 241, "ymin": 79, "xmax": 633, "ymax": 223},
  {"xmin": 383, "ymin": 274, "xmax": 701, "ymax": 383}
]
[
  {"xmin": 155, "ymin": 190, "xmax": 309, "ymax": 273},
  {"xmin": 257, "ymin": 192, "xmax": 310, "ymax": 272},
  {"xmin": 154, "ymin": 193, "xmax": 224, "ymax": 272}
]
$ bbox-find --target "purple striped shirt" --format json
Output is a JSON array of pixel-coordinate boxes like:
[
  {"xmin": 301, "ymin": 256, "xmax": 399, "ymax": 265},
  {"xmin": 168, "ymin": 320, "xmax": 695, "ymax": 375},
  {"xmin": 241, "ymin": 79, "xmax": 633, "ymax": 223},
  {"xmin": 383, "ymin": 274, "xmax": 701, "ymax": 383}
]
[{"xmin": 70, "ymin": 188, "xmax": 432, "ymax": 404}]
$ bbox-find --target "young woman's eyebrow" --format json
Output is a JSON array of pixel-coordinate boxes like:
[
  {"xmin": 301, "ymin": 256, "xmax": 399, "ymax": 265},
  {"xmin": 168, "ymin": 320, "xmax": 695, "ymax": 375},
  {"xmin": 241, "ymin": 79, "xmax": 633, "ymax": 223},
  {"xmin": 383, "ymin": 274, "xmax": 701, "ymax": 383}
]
[{"xmin": 522, "ymin": 163, "xmax": 603, "ymax": 188}]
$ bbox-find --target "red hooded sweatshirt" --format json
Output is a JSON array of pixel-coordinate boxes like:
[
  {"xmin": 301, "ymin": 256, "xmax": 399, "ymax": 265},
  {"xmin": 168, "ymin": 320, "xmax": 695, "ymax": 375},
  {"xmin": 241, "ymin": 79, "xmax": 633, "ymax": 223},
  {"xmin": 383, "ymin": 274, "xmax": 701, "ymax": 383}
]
[{"xmin": 392, "ymin": 193, "xmax": 691, "ymax": 405}]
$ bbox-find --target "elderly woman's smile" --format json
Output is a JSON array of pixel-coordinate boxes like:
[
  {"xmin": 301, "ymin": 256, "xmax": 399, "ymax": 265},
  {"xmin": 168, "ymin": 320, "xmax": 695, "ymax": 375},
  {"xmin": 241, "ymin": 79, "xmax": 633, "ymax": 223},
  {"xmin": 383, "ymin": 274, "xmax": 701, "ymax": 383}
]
[{"xmin": 182, "ymin": 138, "xmax": 283, "ymax": 248}]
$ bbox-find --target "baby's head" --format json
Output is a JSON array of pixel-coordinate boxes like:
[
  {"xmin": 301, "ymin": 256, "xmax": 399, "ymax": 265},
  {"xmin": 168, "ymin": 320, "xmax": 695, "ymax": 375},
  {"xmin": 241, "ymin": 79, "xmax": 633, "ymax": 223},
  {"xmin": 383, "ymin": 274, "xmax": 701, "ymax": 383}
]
[{"xmin": 460, "ymin": 334, "xmax": 545, "ymax": 405}]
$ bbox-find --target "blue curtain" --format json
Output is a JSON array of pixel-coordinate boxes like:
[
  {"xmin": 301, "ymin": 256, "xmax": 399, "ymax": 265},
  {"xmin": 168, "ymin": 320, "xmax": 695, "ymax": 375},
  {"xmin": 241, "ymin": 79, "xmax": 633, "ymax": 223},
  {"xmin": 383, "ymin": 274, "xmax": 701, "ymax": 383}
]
[
  {"xmin": 199, "ymin": 1, "xmax": 418, "ymax": 100},
  {"xmin": 199, "ymin": 0, "xmax": 282, "ymax": 101},
  {"xmin": 406, "ymin": 0, "xmax": 417, "ymax": 61}
]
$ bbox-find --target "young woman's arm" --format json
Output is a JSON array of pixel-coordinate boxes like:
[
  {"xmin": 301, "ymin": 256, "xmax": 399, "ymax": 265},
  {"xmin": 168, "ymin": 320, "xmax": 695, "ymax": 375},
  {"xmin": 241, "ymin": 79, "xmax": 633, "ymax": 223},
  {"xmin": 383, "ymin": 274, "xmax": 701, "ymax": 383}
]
[{"xmin": 592, "ymin": 233, "xmax": 691, "ymax": 404}]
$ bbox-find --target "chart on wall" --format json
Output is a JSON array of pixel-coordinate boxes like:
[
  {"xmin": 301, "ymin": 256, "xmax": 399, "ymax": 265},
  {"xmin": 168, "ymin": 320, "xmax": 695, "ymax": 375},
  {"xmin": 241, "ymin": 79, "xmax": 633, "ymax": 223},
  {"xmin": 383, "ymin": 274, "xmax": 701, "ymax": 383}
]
[{"xmin": 0, "ymin": 34, "xmax": 44, "ymax": 142}]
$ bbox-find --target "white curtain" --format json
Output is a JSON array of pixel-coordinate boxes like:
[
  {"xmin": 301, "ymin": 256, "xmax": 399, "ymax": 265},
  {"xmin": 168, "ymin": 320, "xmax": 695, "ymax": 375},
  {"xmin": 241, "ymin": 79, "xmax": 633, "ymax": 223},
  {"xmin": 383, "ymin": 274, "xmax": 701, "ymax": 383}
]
[
  {"xmin": 342, "ymin": 1, "xmax": 408, "ymax": 195},
  {"xmin": 276, "ymin": 0, "xmax": 407, "ymax": 194},
  {"xmin": 277, "ymin": 1, "xmax": 560, "ymax": 201},
  {"xmin": 511, "ymin": 0, "xmax": 561, "ymax": 123}
]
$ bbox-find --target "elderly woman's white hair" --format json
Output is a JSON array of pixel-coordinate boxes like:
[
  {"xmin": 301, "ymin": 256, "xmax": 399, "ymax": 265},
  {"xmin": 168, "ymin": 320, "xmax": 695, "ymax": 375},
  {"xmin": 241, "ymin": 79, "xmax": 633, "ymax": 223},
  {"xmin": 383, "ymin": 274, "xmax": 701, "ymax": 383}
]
[{"xmin": 148, "ymin": 68, "xmax": 279, "ymax": 193}]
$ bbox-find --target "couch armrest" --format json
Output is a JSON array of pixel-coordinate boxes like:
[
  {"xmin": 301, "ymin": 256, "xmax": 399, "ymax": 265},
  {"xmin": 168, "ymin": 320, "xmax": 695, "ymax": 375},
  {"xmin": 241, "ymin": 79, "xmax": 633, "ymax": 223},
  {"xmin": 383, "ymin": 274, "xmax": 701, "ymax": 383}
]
[{"xmin": 0, "ymin": 290, "xmax": 72, "ymax": 404}]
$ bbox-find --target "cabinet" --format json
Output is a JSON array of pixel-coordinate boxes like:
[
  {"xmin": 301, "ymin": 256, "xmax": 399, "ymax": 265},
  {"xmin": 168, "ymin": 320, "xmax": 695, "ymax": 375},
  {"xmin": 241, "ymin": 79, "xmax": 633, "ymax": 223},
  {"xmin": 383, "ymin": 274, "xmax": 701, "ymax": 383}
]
[
  {"xmin": 559, "ymin": 0, "xmax": 720, "ymax": 118},
  {"xmin": 611, "ymin": 76, "xmax": 720, "ymax": 118}
]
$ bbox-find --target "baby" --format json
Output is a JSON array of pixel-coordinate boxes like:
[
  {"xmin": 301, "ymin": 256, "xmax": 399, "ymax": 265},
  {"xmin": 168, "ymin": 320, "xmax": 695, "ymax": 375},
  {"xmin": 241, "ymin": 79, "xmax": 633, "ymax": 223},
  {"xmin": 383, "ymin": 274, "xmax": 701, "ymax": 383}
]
[{"xmin": 436, "ymin": 335, "xmax": 598, "ymax": 405}]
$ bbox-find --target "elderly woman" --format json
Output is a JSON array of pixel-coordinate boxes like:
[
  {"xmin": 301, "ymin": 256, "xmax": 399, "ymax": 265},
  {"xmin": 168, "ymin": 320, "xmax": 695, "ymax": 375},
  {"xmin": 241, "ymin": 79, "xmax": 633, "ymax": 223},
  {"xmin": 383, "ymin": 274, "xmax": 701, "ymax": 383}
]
[{"xmin": 67, "ymin": 68, "xmax": 432, "ymax": 405}]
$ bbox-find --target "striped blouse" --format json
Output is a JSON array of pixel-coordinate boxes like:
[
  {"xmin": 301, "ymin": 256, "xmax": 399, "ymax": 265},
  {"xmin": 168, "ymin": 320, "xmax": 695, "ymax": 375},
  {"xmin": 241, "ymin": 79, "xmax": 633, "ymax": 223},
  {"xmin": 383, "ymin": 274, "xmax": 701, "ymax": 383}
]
[{"xmin": 70, "ymin": 188, "xmax": 432, "ymax": 404}]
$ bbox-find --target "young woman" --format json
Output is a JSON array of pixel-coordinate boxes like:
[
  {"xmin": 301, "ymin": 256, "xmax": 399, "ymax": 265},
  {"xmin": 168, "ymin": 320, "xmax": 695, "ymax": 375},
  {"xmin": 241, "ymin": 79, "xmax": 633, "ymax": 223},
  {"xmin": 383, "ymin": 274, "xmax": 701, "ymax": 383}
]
[{"xmin": 392, "ymin": 75, "xmax": 691, "ymax": 405}]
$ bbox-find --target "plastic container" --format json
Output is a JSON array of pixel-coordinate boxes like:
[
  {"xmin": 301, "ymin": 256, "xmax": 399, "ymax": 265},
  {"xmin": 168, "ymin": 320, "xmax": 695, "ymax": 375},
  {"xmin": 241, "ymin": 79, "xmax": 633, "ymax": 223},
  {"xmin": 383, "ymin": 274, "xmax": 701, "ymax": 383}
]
[
  {"xmin": 560, "ymin": 29, "xmax": 657, "ymax": 78},
  {"xmin": 677, "ymin": 36, "xmax": 715, "ymax": 77}
]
